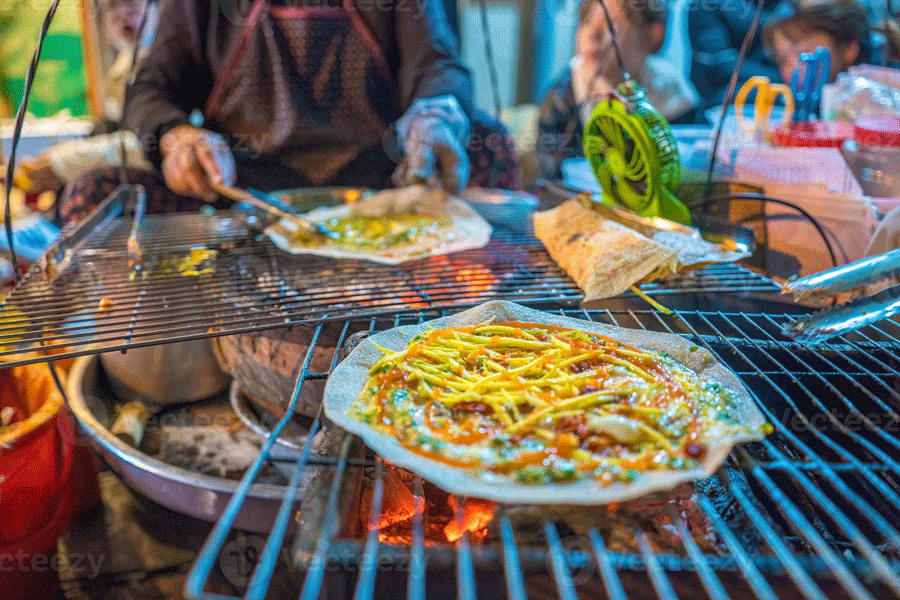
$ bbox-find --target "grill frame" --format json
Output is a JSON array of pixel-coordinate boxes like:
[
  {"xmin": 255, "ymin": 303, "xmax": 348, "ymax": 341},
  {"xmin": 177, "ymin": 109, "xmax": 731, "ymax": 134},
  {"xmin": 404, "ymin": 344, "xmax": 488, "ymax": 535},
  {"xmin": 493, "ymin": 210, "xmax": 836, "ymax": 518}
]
[
  {"xmin": 185, "ymin": 306, "xmax": 900, "ymax": 600},
  {"xmin": 0, "ymin": 211, "xmax": 779, "ymax": 369}
]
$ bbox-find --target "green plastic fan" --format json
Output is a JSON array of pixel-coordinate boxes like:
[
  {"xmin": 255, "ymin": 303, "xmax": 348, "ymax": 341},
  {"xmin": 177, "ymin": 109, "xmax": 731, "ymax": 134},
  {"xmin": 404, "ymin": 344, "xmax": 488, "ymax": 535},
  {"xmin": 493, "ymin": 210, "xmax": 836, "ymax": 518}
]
[{"xmin": 583, "ymin": 81, "xmax": 691, "ymax": 225}]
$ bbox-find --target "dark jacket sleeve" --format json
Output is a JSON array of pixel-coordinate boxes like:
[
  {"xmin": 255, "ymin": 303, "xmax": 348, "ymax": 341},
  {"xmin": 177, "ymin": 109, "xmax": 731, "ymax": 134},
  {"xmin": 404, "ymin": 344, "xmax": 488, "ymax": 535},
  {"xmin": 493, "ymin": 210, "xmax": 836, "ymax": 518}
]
[
  {"xmin": 122, "ymin": 0, "xmax": 216, "ymax": 166},
  {"xmin": 688, "ymin": 0, "xmax": 783, "ymax": 114},
  {"xmin": 536, "ymin": 70, "xmax": 582, "ymax": 181},
  {"xmin": 393, "ymin": 0, "xmax": 473, "ymax": 119}
]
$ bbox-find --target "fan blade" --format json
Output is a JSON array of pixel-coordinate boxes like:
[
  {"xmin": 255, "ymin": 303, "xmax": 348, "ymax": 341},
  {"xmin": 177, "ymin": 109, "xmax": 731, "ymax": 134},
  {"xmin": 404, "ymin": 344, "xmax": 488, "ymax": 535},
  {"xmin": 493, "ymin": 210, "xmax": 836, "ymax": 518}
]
[
  {"xmin": 626, "ymin": 139, "xmax": 646, "ymax": 172},
  {"xmin": 597, "ymin": 163, "xmax": 614, "ymax": 193},
  {"xmin": 615, "ymin": 177, "xmax": 647, "ymax": 210},
  {"xmin": 600, "ymin": 118, "xmax": 626, "ymax": 151},
  {"xmin": 625, "ymin": 158, "xmax": 649, "ymax": 181}
]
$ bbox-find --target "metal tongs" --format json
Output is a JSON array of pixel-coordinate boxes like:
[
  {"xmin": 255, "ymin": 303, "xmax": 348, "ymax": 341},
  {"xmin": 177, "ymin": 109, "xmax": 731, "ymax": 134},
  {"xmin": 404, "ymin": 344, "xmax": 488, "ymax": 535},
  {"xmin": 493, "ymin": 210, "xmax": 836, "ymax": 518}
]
[
  {"xmin": 782, "ymin": 248, "xmax": 900, "ymax": 342},
  {"xmin": 212, "ymin": 183, "xmax": 337, "ymax": 238},
  {"xmin": 126, "ymin": 184, "xmax": 146, "ymax": 269}
]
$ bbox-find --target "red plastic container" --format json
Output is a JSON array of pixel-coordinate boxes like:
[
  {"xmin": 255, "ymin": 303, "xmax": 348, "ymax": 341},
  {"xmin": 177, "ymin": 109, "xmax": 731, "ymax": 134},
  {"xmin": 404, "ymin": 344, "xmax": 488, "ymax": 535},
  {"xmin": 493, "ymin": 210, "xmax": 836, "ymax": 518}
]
[
  {"xmin": 0, "ymin": 362, "xmax": 97, "ymax": 600},
  {"xmin": 853, "ymin": 115, "xmax": 900, "ymax": 148},
  {"xmin": 773, "ymin": 120, "xmax": 853, "ymax": 148}
]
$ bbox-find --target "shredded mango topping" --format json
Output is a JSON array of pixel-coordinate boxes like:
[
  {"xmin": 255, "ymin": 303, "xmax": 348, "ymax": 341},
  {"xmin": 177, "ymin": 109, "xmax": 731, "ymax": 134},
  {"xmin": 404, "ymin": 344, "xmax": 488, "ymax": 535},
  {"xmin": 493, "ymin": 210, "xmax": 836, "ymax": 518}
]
[{"xmin": 352, "ymin": 322, "xmax": 766, "ymax": 485}]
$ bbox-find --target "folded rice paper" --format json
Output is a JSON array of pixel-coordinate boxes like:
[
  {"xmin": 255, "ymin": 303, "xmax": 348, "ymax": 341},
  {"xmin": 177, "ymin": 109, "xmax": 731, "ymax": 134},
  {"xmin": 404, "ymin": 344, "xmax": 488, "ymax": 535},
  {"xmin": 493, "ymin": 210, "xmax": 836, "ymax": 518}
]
[
  {"xmin": 324, "ymin": 301, "xmax": 768, "ymax": 505},
  {"xmin": 533, "ymin": 200, "xmax": 678, "ymax": 302},
  {"xmin": 266, "ymin": 186, "xmax": 492, "ymax": 265},
  {"xmin": 533, "ymin": 199, "xmax": 749, "ymax": 302}
]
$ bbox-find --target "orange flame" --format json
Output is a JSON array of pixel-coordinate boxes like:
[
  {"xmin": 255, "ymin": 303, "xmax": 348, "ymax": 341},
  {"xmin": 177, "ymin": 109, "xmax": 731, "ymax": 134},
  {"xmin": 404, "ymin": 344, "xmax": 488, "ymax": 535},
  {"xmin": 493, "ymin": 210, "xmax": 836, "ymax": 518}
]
[
  {"xmin": 363, "ymin": 465, "xmax": 497, "ymax": 545},
  {"xmin": 444, "ymin": 497, "xmax": 497, "ymax": 543}
]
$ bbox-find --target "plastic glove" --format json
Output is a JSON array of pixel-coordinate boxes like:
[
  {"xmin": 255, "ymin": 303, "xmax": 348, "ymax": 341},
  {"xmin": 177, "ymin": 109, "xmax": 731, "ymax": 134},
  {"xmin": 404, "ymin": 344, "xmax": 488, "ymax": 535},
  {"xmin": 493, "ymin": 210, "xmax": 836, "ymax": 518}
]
[
  {"xmin": 0, "ymin": 214, "xmax": 61, "ymax": 262},
  {"xmin": 160, "ymin": 125, "xmax": 236, "ymax": 202},
  {"xmin": 44, "ymin": 131, "xmax": 151, "ymax": 184},
  {"xmin": 393, "ymin": 95, "xmax": 470, "ymax": 195}
]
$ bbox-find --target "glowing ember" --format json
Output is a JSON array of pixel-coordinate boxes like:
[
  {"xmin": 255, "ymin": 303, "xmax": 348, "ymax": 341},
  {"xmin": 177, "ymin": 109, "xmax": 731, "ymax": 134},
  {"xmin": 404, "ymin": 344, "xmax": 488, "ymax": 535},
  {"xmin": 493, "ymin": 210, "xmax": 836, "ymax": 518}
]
[
  {"xmin": 361, "ymin": 465, "xmax": 497, "ymax": 545},
  {"xmin": 444, "ymin": 497, "xmax": 497, "ymax": 543},
  {"xmin": 412, "ymin": 259, "xmax": 498, "ymax": 300},
  {"xmin": 377, "ymin": 466, "xmax": 416, "ymax": 528}
]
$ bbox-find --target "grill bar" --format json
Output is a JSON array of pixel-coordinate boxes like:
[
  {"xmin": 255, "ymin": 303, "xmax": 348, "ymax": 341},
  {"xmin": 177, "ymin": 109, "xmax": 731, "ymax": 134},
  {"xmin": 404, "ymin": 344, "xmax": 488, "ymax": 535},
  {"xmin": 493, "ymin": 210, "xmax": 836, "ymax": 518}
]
[
  {"xmin": 185, "ymin": 322, "xmax": 326, "ymax": 600},
  {"xmin": 667, "ymin": 310, "xmax": 900, "ymax": 596},
  {"xmin": 765, "ymin": 446, "xmax": 900, "ymax": 586},
  {"xmin": 183, "ymin": 308, "xmax": 900, "ymax": 600},
  {"xmin": 297, "ymin": 433, "xmax": 352, "ymax": 600},
  {"xmin": 690, "ymin": 312, "xmax": 900, "ymax": 475},
  {"xmin": 673, "ymin": 510, "xmax": 730, "ymax": 600},
  {"xmin": 245, "ymin": 426, "xmax": 312, "ymax": 599},
  {"xmin": 544, "ymin": 523, "xmax": 579, "ymax": 600},
  {"xmin": 500, "ymin": 515, "xmax": 527, "ymax": 600},
  {"xmin": 782, "ymin": 320, "xmax": 900, "ymax": 418},
  {"xmin": 636, "ymin": 529, "xmax": 679, "ymax": 600},
  {"xmin": 696, "ymin": 496, "xmax": 779, "ymax": 600},
  {"xmin": 753, "ymin": 469, "xmax": 875, "ymax": 600},
  {"xmin": 0, "ymin": 211, "xmax": 780, "ymax": 369},
  {"xmin": 354, "ymin": 459, "xmax": 384, "ymax": 600},
  {"xmin": 739, "ymin": 314, "xmax": 900, "ymax": 461},
  {"xmin": 729, "ymin": 482, "xmax": 828, "ymax": 600},
  {"xmin": 762, "ymin": 447, "xmax": 900, "ymax": 582},
  {"xmin": 455, "ymin": 504, "xmax": 477, "ymax": 600},
  {"xmin": 408, "ymin": 476, "xmax": 426, "ymax": 600},
  {"xmin": 588, "ymin": 529, "xmax": 629, "ymax": 600}
]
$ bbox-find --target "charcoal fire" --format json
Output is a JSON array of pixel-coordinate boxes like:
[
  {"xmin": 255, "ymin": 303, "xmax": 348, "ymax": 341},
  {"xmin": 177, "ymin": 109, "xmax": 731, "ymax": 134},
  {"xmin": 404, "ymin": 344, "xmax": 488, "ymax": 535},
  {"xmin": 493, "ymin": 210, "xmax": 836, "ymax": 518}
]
[
  {"xmin": 360, "ymin": 464, "xmax": 497, "ymax": 545},
  {"xmin": 358, "ymin": 464, "xmax": 759, "ymax": 557}
]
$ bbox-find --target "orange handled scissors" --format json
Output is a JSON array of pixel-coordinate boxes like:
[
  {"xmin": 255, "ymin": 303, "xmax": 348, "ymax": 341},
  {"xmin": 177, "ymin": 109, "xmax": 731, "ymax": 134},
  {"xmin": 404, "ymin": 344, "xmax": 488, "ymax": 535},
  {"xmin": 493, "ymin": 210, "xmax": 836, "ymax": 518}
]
[{"xmin": 735, "ymin": 76, "xmax": 795, "ymax": 141}]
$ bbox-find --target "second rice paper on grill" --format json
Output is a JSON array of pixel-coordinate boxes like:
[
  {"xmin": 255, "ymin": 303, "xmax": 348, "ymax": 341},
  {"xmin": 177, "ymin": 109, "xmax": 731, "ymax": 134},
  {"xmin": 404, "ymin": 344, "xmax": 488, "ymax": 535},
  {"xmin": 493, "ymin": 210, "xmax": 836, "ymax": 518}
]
[
  {"xmin": 265, "ymin": 187, "xmax": 492, "ymax": 265},
  {"xmin": 324, "ymin": 301, "xmax": 768, "ymax": 504}
]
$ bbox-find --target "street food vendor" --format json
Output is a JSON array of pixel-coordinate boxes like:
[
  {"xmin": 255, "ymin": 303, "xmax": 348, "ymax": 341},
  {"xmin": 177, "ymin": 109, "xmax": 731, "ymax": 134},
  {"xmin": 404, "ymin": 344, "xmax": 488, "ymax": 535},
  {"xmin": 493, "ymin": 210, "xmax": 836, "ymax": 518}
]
[{"xmin": 59, "ymin": 0, "xmax": 492, "ymax": 223}]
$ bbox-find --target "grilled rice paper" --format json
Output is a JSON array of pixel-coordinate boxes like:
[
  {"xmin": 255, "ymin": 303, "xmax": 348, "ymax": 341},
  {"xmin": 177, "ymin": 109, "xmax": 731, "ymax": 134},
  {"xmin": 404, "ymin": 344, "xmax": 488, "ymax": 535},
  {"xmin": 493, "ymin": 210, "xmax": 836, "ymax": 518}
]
[
  {"xmin": 324, "ymin": 301, "xmax": 768, "ymax": 504},
  {"xmin": 532, "ymin": 199, "xmax": 749, "ymax": 302},
  {"xmin": 265, "ymin": 188, "xmax": 491, "ymax": 265}
]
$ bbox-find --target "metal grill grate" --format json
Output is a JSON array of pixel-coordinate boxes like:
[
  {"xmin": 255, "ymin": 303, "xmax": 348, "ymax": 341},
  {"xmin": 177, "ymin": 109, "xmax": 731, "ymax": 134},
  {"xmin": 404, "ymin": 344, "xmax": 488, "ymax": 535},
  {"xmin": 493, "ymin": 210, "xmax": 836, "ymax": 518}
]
[
  {"xmin": 0, "ymin": 212, "xmax": 778, "ymax": 369},
  {"xmin": 186, "ymin": 307, "xmax": 900, "ymax": 600}
]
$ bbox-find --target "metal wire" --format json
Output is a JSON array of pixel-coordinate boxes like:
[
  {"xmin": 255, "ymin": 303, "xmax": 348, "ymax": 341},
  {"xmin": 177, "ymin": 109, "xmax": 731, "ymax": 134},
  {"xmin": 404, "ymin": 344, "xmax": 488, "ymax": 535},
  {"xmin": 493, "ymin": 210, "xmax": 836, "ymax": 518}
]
[
  {"xmin": 181, "ymin": 306, "xmax": 900, "ymax": 600},
  {"xmin": 702, "ymin": 0, "xmax": 767, "ymax": 204},
  {"xmin": 0, "ymin": 212, "xmax": 780, "ymax": 369},
  {"xmin": 3, "ymin": 0, "xmax": 63, "ymax": 282}
]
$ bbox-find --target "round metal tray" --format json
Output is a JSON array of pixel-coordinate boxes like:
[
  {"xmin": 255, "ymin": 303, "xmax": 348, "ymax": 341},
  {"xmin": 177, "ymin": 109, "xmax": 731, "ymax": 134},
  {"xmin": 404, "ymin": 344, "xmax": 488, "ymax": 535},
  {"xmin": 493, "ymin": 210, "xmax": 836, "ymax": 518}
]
[{"xmin": 66, "ymin": 355, "xmax": 300, "ymax": 533}]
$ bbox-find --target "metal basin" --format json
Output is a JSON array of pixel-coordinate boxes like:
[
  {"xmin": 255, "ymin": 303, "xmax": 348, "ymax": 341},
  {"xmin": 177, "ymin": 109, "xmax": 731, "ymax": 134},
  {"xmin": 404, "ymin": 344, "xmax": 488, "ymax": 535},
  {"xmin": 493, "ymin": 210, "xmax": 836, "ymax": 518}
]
[
  {"xmin": 66, "ymin": 355, "xmax": 298, "ymax": 533},
  {"xmin": 100, "ymin": 338, "xmax": 231, "ymax": 405}
]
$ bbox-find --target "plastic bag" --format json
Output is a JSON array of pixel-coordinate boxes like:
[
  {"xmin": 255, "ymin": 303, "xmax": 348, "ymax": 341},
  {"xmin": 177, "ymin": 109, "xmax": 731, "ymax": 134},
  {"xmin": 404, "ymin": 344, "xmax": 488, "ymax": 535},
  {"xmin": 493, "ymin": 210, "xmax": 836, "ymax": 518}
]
[{"xmin": 827, "ymin": 68, "xmax": 900, "ymax": 123}]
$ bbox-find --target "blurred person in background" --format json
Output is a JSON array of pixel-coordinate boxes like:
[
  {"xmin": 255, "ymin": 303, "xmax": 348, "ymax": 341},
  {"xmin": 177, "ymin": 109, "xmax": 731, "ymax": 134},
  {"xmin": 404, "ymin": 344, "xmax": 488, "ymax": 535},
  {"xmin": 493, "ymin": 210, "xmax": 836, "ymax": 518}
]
[
  {"xmin": 2, "ymin": 0, "xmax": 158, "ymax": 196},
  {"xmin": 56, "ymin": 0, "xmax": 518, "ymax": 225},
  {"xmin": 688, "ymin": 0, "xmax": 789, "ymax": 117},
  {"xmin": 536, "ymin": 0, "xmax": 698, "ymax": 179},
  {"xmin": 763, "ymin": 0, "xmax": 900, "ymax": 84}
]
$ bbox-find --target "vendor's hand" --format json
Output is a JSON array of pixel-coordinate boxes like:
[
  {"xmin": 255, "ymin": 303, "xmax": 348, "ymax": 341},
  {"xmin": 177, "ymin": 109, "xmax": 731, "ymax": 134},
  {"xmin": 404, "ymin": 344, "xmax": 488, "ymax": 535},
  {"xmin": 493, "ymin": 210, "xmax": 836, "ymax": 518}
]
[
  {"xmin": 393, "ymin": 96, "xmax": 470, "ymax": 195},
  {"xmin": 394, "ymin": 116, "xmax": 469, "ymax": 195},
  {"xmin": 160, "ymin": 125, "xmax": 236, "ymax": 202},
  {"xmin": 15, "ymin": 156, "xmax": 63, "ymax": 194}
]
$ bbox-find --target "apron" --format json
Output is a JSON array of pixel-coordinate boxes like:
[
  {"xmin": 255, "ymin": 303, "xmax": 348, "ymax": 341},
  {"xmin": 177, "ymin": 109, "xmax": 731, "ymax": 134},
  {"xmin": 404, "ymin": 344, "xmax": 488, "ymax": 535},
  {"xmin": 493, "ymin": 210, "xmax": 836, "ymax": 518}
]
[{"xmin": 204, "ymin": 0, "xmax": 399, "ymax": 186}]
